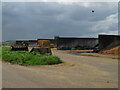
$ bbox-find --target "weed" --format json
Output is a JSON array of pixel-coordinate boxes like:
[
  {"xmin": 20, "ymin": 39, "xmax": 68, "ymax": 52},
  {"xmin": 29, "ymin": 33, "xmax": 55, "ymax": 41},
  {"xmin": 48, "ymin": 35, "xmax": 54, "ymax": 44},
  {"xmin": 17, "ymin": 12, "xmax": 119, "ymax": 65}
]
[{"xmin": 2, "ymin": 47, "xmax": 62, "ymax": 65}]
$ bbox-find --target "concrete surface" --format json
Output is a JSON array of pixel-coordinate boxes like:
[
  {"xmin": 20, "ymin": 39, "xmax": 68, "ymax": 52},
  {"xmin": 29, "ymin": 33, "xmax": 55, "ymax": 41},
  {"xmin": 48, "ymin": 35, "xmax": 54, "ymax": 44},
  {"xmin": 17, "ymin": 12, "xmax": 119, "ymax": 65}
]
[{"xmin": 2, "ymin": 49, "xmax": 118, "ymax": 88}]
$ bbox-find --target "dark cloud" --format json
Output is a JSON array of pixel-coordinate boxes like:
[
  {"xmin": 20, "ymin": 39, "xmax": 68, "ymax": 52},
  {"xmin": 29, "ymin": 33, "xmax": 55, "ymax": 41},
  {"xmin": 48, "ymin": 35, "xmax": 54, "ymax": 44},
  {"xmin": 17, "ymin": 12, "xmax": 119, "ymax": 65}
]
[{"xmin": 2, "ymin": 2, "xmax": 118, "ymax": 41}]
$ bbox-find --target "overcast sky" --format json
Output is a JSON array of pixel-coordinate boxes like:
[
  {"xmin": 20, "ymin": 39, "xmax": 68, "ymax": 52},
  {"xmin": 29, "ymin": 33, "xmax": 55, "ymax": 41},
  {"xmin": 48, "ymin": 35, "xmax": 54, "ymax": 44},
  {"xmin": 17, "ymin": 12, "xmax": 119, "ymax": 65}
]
[{"xmin": 2, "ymin": 2, "xmax": 118, "ymax": 41}]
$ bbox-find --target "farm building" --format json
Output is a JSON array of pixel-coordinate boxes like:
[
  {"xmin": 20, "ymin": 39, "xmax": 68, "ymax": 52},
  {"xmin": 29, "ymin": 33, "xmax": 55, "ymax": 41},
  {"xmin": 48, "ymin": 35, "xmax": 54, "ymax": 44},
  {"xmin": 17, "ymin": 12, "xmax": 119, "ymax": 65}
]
[
  {"xmin": 16, "ymin": 40, "xmax": 29, "ymax": 45},
  {"xmin": 15, "ymin": 40, "xmax": 37, "ymax": 46},
  {"xmin": 55, "ymin": 37, "xmax": 98, "ymax": 50},
  {"xmin": 28, "ymin": 40, "xmax": 37, "ymax": 46}
]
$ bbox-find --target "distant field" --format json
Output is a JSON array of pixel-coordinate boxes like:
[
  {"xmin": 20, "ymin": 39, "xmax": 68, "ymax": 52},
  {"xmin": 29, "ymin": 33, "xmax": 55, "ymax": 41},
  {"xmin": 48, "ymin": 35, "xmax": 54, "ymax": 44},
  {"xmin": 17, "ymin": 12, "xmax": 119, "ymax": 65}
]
[{"xmin": 2, "ymin": 46, "xmax": 62, "ymax": 65}]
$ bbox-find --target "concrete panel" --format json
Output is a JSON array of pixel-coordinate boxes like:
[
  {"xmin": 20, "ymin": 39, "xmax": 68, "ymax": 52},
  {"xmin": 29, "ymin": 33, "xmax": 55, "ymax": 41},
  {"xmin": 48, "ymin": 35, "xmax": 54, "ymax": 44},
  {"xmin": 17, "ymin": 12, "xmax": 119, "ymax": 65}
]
[
  {"xmin": 55, "ymin": 37, "xmax": 98, "ymax": 50},
  {"xmin": 99, "ymin": 35, "xmax": 120, "ymax": 50}
]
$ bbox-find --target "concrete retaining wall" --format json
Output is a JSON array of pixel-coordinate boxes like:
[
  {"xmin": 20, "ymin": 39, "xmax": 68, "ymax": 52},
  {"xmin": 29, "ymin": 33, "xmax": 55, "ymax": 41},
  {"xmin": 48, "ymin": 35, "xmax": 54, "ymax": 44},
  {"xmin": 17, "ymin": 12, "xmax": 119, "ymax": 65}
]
[
  {"xmin": 99, "ymin": 35, "xmax": 120, "ymax": 50},
  {"xmin": 56, "ymin": 37, "xmax": 98, "ymax": 50}
]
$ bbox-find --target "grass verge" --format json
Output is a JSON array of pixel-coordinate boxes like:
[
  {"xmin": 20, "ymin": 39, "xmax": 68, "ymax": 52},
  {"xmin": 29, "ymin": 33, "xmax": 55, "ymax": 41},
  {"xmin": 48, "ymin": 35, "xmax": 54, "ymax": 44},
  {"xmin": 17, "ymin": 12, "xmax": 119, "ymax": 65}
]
[{"xmin": 2, "ymin": 46, "xmax": 62, "ymax": 65}]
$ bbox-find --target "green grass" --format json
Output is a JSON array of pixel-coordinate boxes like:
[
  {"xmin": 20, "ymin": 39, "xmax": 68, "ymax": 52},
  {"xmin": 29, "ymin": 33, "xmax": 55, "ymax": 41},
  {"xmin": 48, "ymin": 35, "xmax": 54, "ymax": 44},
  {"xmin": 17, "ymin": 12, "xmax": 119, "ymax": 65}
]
[
  {"xmin": 2, "ymin": 46, "xmax": 62, "ymax": 65},
  {"xmin": 0, "ymin": 47, "xmax": 2, "ymax": 59}
]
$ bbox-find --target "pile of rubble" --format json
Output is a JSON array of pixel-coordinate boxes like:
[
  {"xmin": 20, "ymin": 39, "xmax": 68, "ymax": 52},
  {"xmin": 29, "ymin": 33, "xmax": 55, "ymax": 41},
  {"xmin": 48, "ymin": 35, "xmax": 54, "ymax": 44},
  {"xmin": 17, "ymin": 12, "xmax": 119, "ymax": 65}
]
[{"xmin": 99, "ymin": 45, "xmax": 120, "ymax": 55}]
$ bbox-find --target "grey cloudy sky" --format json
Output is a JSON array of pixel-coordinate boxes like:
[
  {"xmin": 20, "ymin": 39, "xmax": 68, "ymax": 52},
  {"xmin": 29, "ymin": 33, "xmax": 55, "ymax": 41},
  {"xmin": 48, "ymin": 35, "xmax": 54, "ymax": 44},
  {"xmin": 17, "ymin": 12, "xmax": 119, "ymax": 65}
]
[{"xmin": 2, "ymin": 2, "xmax": 118, "ymax": 41}]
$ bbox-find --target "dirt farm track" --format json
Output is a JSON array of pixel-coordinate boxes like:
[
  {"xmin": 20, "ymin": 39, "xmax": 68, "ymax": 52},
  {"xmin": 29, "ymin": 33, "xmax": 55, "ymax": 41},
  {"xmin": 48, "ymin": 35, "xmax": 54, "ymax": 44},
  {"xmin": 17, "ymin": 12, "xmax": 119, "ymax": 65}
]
[{"xmin": 2, "ymin": 49, "xmax": 118, "ymax": 88}]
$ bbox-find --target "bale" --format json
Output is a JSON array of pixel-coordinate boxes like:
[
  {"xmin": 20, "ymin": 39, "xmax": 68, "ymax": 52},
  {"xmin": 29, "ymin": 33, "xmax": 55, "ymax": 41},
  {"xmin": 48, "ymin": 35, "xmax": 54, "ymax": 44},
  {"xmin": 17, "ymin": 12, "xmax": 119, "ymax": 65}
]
[{"xmin": 38, "ymin": 40, "xmax": 51, "ymax": 48}]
